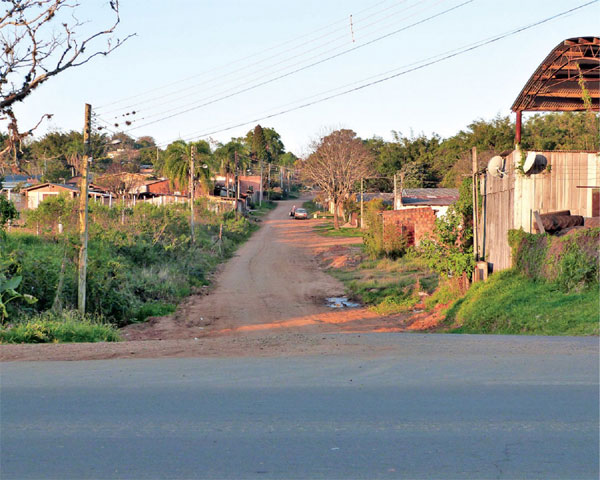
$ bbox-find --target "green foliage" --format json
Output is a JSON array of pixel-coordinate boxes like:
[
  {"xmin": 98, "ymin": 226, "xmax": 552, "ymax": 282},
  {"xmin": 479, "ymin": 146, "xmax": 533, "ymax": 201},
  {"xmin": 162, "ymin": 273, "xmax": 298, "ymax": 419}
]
[
  {"xmin": 2, "ymin": 199, "xmax": 257, "ymax": 329},
  {"xmin": 445, "ymin": 270, "xmax": 599, "ymax": 335},
  {"xmin": 0, "ymin": 195, "xmax": 18, "ymax": 231},
  {"xmin": 508, "ymin": 229, "xmax": 549, "ymax": 279},
  {"xmin": 508, "ymin": 228, "xmax": 599, "ymax": 293},
  {"xmin": 555, "ymin": 242, "xmax": 599, "ymax": 293},
  {"xmin": 0, "ymin": 310, "xmax": 120, "ymax": 343},
  {"xmin": 0, "ymin": 271, "xmax": 38, "ymax": 322},
  {"xmin": 417, "ymin": 177, "xmax": 474, "ymax": 277},
  {"xmin": 330, "ymin": 256, "xmax": 437, "ymax": 314}
]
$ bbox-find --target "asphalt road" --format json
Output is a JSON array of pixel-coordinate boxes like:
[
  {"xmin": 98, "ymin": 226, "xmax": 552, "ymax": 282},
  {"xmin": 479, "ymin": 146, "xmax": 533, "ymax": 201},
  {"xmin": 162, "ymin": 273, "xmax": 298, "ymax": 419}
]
[{"xmin": 1, "ymin": 334, "xmax": 598, "ymax": 479}]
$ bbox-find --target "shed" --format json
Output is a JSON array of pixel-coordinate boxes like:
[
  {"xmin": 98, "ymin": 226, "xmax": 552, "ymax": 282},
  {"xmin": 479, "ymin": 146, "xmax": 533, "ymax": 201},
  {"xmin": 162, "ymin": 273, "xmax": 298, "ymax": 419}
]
[{"xmin": 481, "ymin": 37, "xmax": 600, "ymax": 272}]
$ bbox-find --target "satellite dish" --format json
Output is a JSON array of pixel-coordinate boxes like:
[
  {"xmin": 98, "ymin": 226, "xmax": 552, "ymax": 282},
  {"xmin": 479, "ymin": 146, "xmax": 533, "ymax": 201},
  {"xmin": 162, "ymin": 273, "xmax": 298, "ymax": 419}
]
[
  {"xmin": 523, "ymin": 152, "xmax": 537, "ymax": 173},
  {"xmin": 487, "ymin": 155, "xmax": 505, "ymax": 178},
  {"xmin": 523, "ymin": 152, "xmax": 547, "ymax": 174}
]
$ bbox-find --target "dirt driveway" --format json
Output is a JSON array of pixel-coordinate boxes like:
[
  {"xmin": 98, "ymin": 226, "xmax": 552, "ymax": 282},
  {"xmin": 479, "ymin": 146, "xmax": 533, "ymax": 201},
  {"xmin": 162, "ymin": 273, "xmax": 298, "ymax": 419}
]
[{"xmin": 2, "ymin": 199, "xmax": 417, "ymax": 361}]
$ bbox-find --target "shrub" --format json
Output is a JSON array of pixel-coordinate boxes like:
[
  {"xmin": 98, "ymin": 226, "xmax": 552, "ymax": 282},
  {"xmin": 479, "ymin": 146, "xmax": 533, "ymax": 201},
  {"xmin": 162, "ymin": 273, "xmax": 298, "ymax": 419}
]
[{"xmin": 0, "ymin": 310, "xmax": 121, "ymax": 343}]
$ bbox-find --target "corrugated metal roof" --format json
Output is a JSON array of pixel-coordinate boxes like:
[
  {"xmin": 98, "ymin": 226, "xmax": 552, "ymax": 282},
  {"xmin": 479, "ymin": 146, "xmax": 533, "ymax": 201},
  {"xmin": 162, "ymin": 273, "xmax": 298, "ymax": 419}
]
[{"xmin": 512, "ymin": 37, "xmax": 600, "ymax": 112}]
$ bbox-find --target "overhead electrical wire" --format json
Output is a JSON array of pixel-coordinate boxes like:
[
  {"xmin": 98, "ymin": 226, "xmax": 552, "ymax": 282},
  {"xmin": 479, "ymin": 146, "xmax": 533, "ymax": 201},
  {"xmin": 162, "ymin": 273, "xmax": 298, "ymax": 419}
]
[
  {"xmin": 97, "ymin": 0, "xmax": 440, "ymax": 118},
  {"xmin": 102, "ymin": 0, "xmax": 443, "ymax": 123},
  {"xmin": 96, "ymin": 0, "xmax": 405, "ymax": 111},
  {"xmin": 144, "ymin": 0, "xmax": 598, "ymax": 148},
  {"xmin": 110, "ymin": 0, "xmax": 473, "ymax": 133}
]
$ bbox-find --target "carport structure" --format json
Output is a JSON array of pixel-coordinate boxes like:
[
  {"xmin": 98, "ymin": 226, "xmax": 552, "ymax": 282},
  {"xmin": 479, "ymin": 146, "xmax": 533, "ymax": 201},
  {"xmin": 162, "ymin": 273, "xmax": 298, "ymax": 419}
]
[{"xmin": 511, "ymin": 36, "xmax": 599, "ymax": 143}]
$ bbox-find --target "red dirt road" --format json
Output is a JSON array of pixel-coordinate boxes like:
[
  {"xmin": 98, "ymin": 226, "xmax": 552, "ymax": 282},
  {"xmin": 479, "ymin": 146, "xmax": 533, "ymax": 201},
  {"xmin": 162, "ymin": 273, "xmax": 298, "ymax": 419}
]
[{"xmin": 2, "ymin": 199, "xmax": 420, "ymax": 362}]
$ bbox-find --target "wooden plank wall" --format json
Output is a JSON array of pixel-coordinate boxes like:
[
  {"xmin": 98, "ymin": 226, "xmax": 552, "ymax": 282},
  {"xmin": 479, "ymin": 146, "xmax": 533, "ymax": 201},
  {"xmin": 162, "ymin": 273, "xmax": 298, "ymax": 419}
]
[
  {"xmin": 481, "ymin": 154, "xmax": 515, "ymax": 272},
  {"xmin": 481, "ymin": 150, "xmax": 600, "ymax": 272}
]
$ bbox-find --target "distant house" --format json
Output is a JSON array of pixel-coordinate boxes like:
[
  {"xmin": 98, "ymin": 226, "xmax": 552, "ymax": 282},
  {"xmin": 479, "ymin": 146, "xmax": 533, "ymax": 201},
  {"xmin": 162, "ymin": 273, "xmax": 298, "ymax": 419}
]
[
  {"xmin": 1, "ymin": 174, "xmax": 41, "ymax": 210},
  {"xmin": 23, "ymin": 183, "xmax": 79, "ymax": 209}
]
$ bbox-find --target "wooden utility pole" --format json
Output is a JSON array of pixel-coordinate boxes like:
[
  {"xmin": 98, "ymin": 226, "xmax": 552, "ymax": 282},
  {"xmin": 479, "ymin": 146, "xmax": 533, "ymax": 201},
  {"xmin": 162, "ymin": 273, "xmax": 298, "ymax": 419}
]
[
  {"xmin": 267, "ymin": 163, "xmax": 271, "ymax": 201},
  {"xmin": 472, "ymin": 147, "xmax": 478, "ymax": 261},
  {"xmin": 77, "ymin": 103, "xmax": 92, "ymax": 314},
  {"xmin": 360, "ymin": 177, "xmax": 364, "ymax": 229},
  {"xmin": 393, "ymin": 174, "xmax": 398, "ymax": 210},
  {"xmin": 259, "ymin": 161, "xmax": 263, "ymax": 206},
  {"xmin": 190, "ymin": 144, "xmax": 195, "ymax": 243}
]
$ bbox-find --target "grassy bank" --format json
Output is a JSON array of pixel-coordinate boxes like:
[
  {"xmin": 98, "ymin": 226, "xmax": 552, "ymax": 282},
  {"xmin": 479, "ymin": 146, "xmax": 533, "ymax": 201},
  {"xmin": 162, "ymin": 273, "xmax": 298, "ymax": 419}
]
[
  {"xmin": 1, "ymin": 199, "xmax": 263, "ymax": 342},
  {"xmin": 445, "ymin": 270, "xmax": 599, "ymax": 335},
  {"xmin": 331, "ymin": 257, "xmax": 438, "ymax": 315}
]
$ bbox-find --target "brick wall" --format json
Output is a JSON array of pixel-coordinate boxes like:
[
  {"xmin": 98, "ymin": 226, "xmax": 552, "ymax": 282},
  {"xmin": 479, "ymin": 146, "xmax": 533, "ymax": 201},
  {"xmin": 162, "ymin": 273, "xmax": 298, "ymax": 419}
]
[{"xmin": 381, "ymin": 207, "xmax": 436, "ymax": 246}]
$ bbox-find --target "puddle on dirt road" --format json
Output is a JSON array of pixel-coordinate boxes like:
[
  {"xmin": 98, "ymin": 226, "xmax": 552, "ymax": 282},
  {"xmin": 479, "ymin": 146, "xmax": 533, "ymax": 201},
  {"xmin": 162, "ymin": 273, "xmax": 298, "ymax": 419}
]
[{"xmin": 325, "ymin": 297, "xmax": 360, "ymax": 309}]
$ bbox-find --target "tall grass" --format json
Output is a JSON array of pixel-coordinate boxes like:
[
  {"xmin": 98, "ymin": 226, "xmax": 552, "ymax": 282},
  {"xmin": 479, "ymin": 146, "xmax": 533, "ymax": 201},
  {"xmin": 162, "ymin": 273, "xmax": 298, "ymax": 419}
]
[{"xmin": 0, "ymin": 311, "xmax": 121, "ymax": 343}]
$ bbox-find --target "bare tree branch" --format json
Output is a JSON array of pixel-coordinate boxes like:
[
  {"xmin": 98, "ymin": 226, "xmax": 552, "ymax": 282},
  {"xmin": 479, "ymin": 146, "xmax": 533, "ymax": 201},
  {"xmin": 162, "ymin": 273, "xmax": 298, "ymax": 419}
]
[
  {"xmin": 301, "ymin": 129, "xmax": 374, "ymax": 228},
  {"xmin": 0, "ymin": 0, "xmax": 134, "ymax": 170}
]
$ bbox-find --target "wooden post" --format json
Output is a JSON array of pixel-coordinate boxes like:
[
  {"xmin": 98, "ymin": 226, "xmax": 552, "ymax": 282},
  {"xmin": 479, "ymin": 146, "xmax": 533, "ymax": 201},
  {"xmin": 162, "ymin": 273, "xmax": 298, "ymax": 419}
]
[
  {"xmin": 472, "ymin": 147, "xmax": 478, "ymax": 262},
  {"xmin": 190, "ymin": 144, "xmax": 195, "ymax": 243},
  {"xmin": 393, "ymin": 174, "xmax": 397, "ymax": 210},
  {"xmin": 259, "ymin": 161, "xmax": 263, "ymax": 206},
  {"xmin": 360, "ymin": 177, "xmax": 364, "ymax": 229},
  {"xmin": 267, "ymin": 163, "xmax": 271, "ymax": 201},
  {"xmin": 77, "ymin": 103, "xmax": 92, "ymax": 314}
]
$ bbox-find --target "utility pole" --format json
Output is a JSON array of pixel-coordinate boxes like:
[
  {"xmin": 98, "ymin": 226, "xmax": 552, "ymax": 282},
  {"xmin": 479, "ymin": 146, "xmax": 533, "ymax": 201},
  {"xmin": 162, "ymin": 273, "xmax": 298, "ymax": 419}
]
[
  {"xmin": 267, "ymin": 163, "xmax": 271, "ymax": 201},
  {"xmin": 472, "ymin": 147, "xmax": 479, "ymax": 261},
  {"xmin": 235, "ymin": 150, "xmax": 240, "ymax": 217},
  {"xmin": 259, "ymin": 161, "xmax": 263, "ymax": 206},
  {"xmin": 393, "ymin": 173, "xmax": 398, "ymax": 210},
  {"xmin": 77, "ymin": 103, "xmax": 92, "ymax": 314},
  {"xmin": 190, "ymin": 144, "xmax": 195, "ymax": 243},
  {"xmin": 360, "ymin": 177, "xmax": 364, "ymax": 229}
]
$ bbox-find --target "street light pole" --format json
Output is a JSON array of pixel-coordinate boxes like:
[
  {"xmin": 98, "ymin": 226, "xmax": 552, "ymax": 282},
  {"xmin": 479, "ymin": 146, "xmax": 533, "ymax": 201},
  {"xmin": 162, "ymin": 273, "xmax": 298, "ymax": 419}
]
[{"xmin": 190, "ymin": 144, "xmax": 195, "ymax": 243}]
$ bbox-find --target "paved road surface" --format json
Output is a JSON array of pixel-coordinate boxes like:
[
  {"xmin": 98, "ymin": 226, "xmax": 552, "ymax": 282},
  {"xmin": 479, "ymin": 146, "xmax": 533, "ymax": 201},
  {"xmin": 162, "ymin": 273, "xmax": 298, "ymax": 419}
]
[{"xmin": 2, "ymin": 334, "xmax": 598, "ymax": 479}]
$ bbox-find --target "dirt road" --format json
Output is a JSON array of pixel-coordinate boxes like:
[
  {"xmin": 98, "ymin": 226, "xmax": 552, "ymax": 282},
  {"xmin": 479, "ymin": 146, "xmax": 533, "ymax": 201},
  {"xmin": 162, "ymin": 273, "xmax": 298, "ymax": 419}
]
[
  {"xmin": 123, "ymin": 198, "xmax": 373, "ymax": 340},
  {"xmin": 1, "ymin": 199, "xmax": 411, "ymax": 361}
]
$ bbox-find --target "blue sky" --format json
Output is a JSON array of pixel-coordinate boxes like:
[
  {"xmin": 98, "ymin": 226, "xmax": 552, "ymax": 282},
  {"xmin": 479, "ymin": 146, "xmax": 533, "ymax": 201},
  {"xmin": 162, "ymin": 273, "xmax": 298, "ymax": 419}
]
[{"xmin": 10, "ymin": 0, "xmax": 600, "ymax": 155}]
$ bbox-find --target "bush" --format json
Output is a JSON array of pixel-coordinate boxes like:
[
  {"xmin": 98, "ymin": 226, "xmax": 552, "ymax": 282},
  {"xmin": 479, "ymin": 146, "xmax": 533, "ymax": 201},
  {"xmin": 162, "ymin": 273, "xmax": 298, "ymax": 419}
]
[
  {"xmin": 0, "ymin": 310, "xmax": 121, "ymax": 343},
  {"xmin": 508, "ymin": 227, "xmax": 599, "ymax": 292}
]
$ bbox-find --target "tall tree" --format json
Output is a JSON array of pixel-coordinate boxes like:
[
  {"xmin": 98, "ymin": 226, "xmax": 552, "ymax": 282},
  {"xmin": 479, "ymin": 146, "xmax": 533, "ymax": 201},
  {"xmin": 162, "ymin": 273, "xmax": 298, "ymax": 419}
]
[
  {"xmin": 0, "ymin": 0, "xmax": 132, "ymax": 169},
  {"xmin": 302, "ymin": 129, "xmax": 374, "ymax": 229}
]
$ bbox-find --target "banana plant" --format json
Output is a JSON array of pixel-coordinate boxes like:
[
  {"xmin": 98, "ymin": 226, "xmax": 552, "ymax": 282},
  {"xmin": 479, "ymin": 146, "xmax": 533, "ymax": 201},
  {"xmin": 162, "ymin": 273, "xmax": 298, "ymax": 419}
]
[{"xmin": 0, "ymin": 274, "xmax": 37, "ymax": 323}]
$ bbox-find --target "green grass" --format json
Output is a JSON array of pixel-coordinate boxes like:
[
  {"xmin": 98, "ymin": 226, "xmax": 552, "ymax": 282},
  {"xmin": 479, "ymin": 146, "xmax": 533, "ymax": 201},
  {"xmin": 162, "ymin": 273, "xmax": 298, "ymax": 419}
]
[
  {"xmin": 0, "ymin": 311, "xmax": 121, "ymax": 343},
  {"xmin": 134, "ymin": 301, "xmax": 176, "ymax": 323},
  {"xmin": 313, "ymin": 222, "xmax": 363, "ymax": 238},
  {"xmin": 445, "ymin": 270, "xmax": 599, "ymax": 335},
  {"xmin": 249, "ymin": 201, "xmax": 277, "ymax": 217},
  {"xmin": 329, "ymin": 256, "xmax": 438, "ymax": 314}
]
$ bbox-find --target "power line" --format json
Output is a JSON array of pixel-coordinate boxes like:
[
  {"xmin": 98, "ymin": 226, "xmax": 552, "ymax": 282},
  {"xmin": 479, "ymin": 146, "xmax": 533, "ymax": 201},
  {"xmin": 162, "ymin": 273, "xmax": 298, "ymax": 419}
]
[
  {"xmin": 115, "ymin": 0, "xmax": 473, "ymax": 132},
  {"xmin": 162, "ymin": 1, "xmax": 597, "ymax": 144},
  {"xmin": 98, "ymin": 0, "xmax": 444, "ymax": 120},
  {"xmin": 95, "ymin": 0, "xmax": 406, "ymax": 111}
]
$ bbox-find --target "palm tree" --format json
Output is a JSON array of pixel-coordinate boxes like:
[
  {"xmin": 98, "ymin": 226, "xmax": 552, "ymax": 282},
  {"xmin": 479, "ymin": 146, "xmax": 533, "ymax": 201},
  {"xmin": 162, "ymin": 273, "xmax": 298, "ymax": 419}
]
[
  {"xmin": 213, "ymin": 141, "xmax": 248, "ymax": 197},
  {"xmin": 163, "ymin": 140, "xmax": 213, "ymax": 194}
]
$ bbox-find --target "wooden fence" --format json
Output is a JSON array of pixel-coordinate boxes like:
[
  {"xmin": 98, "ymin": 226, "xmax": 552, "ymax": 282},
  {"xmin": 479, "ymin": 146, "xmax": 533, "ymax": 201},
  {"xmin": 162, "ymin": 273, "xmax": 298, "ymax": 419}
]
[{"xmin": 481, "ymin": 149, "xmax": 599, "ymax": 272}]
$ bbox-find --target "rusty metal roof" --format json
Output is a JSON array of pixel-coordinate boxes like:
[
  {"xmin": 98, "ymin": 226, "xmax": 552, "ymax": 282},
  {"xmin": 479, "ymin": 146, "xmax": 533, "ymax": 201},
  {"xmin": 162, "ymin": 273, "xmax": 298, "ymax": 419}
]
[{"xmin": 511, "ymin": 37, "xmax": 600, "ymax": 112}]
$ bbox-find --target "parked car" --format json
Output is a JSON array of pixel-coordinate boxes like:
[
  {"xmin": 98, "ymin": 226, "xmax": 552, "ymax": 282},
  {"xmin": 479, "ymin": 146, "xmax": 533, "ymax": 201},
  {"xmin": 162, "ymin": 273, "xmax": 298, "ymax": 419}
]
[{"xmin": 294, "ymin": 208, "xmax": 308, "ymax": 219}]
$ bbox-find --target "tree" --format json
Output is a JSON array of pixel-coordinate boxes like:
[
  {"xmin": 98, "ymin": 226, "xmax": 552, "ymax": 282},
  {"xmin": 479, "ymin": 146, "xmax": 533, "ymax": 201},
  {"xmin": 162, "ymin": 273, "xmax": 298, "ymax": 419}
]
[
  {"xmin": 161, "ymin": 140, "xmax": 212, "ymax": 193},
  {"xmin": 302, "ymin": 129, "xmax": 374, "ymax": 229},
  {"xmin": 245, "ymin": 126, "xmax": 284, "ymax": 163},
  {"xmin": 250, "ymin": 125, "xmax": 269, "ymax": 163},
  {"xmin": 0, "ymin": 0, "xmax": 132, "ymax": 168}
]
